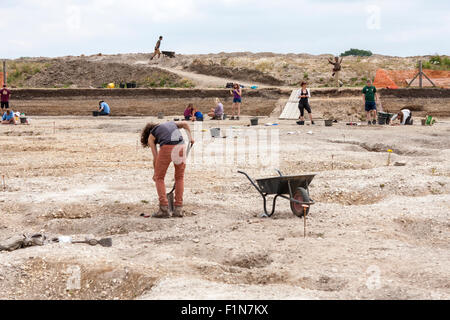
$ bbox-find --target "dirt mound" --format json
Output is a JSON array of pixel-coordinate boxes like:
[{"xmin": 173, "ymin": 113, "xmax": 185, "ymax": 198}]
[
  {"xmin": 22, "ymin": 60, "xmax": 191, "ymax": 88},
  {"xmin": 374, "ymin": 69, "xmax": 450, "ymax": 88},
  {"xmin": 188, "ymin": 59, "xmax": 284, "ymax": 86}
]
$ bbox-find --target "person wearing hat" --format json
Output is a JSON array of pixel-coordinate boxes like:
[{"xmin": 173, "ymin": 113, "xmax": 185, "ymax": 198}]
[{"xmin": 1, "ymin": 84, "xmax": 11, "ymax": 111}]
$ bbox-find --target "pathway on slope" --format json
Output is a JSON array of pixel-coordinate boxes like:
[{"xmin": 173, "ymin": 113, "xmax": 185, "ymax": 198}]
[{"xmin": 136, "ymin": 60, "xmax": 270, "ymax": 88}]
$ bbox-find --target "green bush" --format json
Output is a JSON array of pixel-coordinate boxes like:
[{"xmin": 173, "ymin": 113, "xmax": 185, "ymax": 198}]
[
  {"xmin": 421, "ymin": 55, "xmax": 450, "ymax": 71},
  {"xmin": 341, "ymin": 49, "xmax": 373, "ymax": 57}
]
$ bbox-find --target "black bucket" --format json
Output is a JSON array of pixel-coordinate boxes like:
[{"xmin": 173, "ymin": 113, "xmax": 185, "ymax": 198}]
[
  {"xmin": 377, "ymin": 112, "xmax": 390, "ymax": 125},
  {"xmin": 324, "ymin": 119, "xmax": 333, "ymax": 127},
  {"xmin": 250, "ymin": 118, "xmax": 258, "ymax": 126}
]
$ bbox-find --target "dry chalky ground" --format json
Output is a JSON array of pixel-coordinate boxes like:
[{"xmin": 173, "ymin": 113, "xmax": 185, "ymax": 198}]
[{"xmin": 0, "ymin": 116, "xmax": 449, "ymax": 299}]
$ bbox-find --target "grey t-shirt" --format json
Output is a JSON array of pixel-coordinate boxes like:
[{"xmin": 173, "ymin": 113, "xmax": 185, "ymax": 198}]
[{"xmin": 151, "ymin": 122, "xmax": 184, "ymax": 147}]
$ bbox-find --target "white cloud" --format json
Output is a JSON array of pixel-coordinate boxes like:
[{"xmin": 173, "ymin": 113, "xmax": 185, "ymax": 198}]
[{"xmin": 1, "ymin": 0, "xmax": 449, "ymax": 58}]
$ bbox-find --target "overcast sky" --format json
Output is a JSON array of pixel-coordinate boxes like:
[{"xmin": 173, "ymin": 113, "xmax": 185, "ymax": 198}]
[{"xmin": 1, "ymin": 0, "xmax": 449, "ymax": 59}]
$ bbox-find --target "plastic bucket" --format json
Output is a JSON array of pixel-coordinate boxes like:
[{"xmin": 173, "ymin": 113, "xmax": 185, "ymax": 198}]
[
  {"xmin": 250, "ymin": 118, "xmax": 258, "ymax": 126},
  {"xmin": 210, "ymin": 128, "xmax": 221, "ymax": 138},
  {"xmin": 20, "ymin": 117, "xmax": 27, "ymax": 124},
  {"xmin": 377, "ymin": 112, "xmax": 389, "ymax": 125},
  {"xmin": 324, "ymin": 119, "xmax": 333, "ymax": 127}
]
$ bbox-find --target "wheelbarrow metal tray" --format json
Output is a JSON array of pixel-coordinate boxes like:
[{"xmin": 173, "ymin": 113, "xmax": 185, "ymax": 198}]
[{"xmin": 256, "ymin": 174, "xmax": 315, "ymax": 195}]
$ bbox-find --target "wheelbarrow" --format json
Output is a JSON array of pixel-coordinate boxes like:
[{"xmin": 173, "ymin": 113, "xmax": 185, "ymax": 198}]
[{"xmin": 238, "ymin": 170, "xmax": 315, "ymax": 218}]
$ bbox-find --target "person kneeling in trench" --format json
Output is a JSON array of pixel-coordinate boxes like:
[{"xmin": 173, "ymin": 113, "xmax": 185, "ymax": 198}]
[
  {"xmin": 390, "ymin": 109, "xmax": 413, "ymax": 126},
  {"xmin": 1, "ymin": 109, "xmax": 16, "ymax": 125},
  {"xmin": 141, "ymin": 121, "xmax": 194, "ymax": 218}
]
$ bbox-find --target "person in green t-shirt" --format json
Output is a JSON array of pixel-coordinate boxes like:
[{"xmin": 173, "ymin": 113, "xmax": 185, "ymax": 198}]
[{"xmin": 362, "ymin": 79, "xmax": 379, "ymax": 125}]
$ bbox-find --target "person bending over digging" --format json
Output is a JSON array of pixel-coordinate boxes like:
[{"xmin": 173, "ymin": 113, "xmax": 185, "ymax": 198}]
[
  {"xmin": 391, "ymin": 109, "xmax": 413, "ymax": 125},
  {"xmin": 1, "ymin": 109, "xmax": 15, "ymax": 125},
  {"xmin": 362, "ymin": 79, "xmax": 379, "ymax": 125},
  {"xmin": 141, "ymin": 121, "xmax": 195, "ymax": 218},
  {"xmin": 297, "ymin": 82, "xmax": 314, "ymax": 125}
]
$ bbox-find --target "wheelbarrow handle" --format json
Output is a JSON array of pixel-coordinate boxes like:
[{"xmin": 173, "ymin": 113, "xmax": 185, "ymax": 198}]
[{"xmin": 237, "ymin": 170, "xmax": 263, "ymax": 195}]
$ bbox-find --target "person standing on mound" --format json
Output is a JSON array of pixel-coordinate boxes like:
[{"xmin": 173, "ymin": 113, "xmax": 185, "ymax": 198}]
[{"xmin": 141, "ymin": 121, "xmax": 194, "ymax": 218}]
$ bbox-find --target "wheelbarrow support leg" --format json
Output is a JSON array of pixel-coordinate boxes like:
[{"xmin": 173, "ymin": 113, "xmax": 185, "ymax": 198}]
[{"xmin": 263, "ymin": 194, "xmax": 280, "ymax": 217}]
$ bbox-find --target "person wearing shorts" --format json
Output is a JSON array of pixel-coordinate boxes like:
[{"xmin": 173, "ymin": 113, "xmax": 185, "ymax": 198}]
[
  {"xmin": 230, "ymin": 83, "xmax": 242, "ymax": 120},
  {"xmin": 362, "ymin": 79, "xmax": 379, "ymax": 125},
  {"xmin": 297, "ymin": 82, "xmax": 314, "ymax": 125},
  {"xmin": 1, "ymin": 84, "xmax": 11, "ymax": 110},
  {"xmin": 150, "ymin": 36, "xmax": 163, "ymax": 60}
]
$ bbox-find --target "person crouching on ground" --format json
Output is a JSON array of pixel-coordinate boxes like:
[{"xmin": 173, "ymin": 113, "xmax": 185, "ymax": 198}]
[
  {"xmin": 1, "ymin": 109, "xmax": 15, "ymax": 125},
  {"xmin": 98, "ymin": 101, "xmax": 111, "ymax": 115},
  {"xmin": 208, "ymin": 98, "xmax": 224, "ymax": 120},
  {"xmin": 193, "ymin": 108, "xmax": 203, "ymax": 121},
  {"xmin": 297, "ymin": 82, "xmax": 314, "ymax": 125},
  {"xmin": 184, "ymin": 103, "xmax": 194, "ymax": 120},
  {"xmin": 141, "ymin": 121, "xmax": 195, "ymax": 218},
  {"xmin": 390, "ymin": 109, "xmax": 413, "ymax": 125},
  {"xmin": 362, "ymin": 79, "xmax": 379, "ymax": 125}
]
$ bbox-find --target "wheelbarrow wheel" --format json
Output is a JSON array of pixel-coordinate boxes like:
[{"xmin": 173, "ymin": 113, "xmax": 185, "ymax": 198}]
[{"xmin": 290, "ymin": 187, "xmax": 310, "ymax": 217}]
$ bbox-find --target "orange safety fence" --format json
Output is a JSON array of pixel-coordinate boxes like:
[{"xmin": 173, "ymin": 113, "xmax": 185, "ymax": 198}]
[
  {"xmin": 374, "ymin": 69, "xmax": 450, "ymax": 89},
  {"xmin": 0, "ymin": 72, "xmax": 6, "ymax": 87}
]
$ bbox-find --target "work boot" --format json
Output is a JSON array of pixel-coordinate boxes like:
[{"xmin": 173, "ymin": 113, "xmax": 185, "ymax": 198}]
[
  {"xmin": 230, "ymin": 116, "xmax": 235, "ymax": 120},
  {"xmin": 172, "ymin": 206, "xmax": 184, "ymax": 218},
  {"xmin": 152, "ymin": 206, "xmax": 170, "ymax": 218},
  {"xmin": 368, "ymin": 121, "xmax": 371, "ymax": 125}
]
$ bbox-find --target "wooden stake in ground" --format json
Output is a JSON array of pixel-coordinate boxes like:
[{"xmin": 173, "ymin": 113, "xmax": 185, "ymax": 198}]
[
  {"xmin": 2, "ymin": 175, "xmax": 5, "ymax": 192},
  {"xmin": 387, "ymin": 149, "xmax": 393, "ymax": 166},
  {"xmin": 331, "ymin": 154, "xmax": 335, "ymax": 170},
  {"xmin": 303, "ymin": 205, "xmax": 309, "ymax": 238}
]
